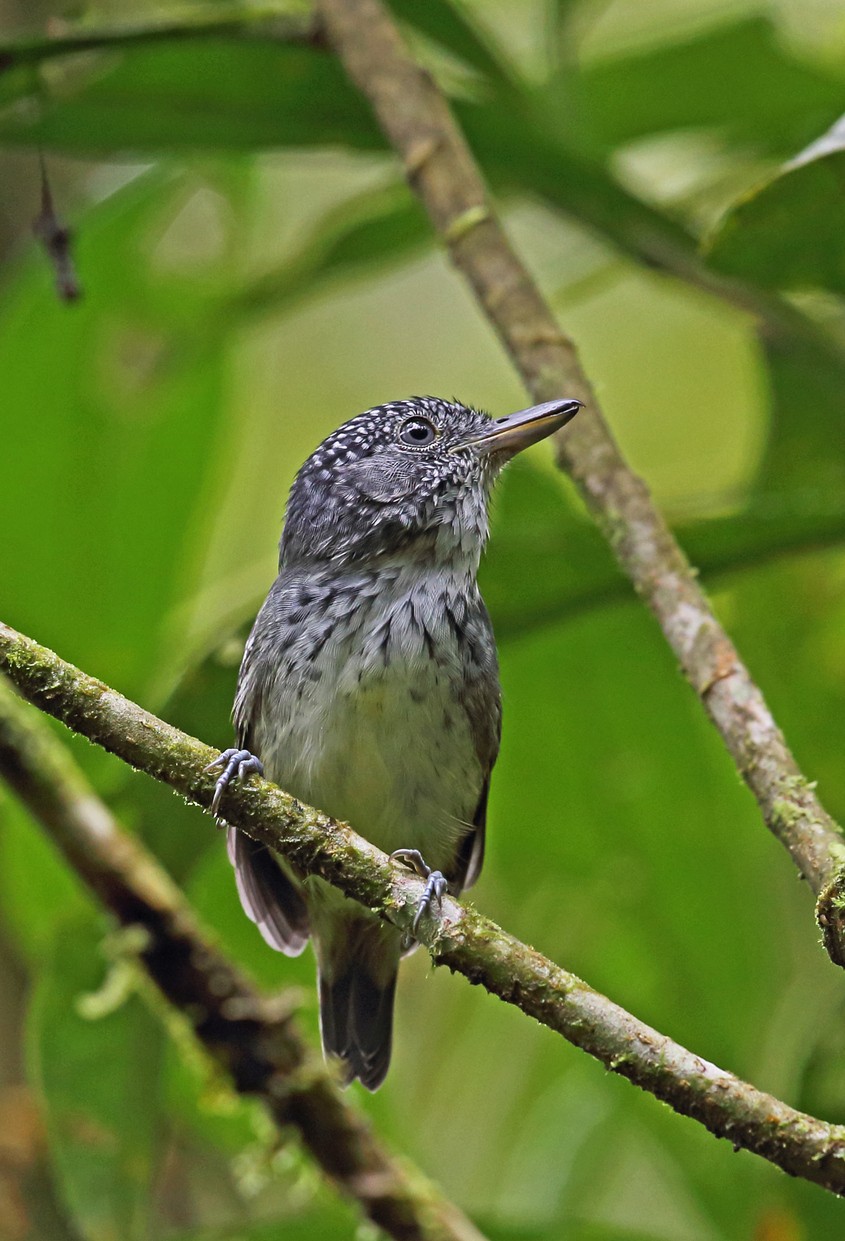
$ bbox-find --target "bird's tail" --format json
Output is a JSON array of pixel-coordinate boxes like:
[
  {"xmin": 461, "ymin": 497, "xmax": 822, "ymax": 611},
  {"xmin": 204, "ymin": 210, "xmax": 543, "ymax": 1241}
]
[{"xmin": 317, "ymin": 916, "xmax": 401, "ymax": 1092}]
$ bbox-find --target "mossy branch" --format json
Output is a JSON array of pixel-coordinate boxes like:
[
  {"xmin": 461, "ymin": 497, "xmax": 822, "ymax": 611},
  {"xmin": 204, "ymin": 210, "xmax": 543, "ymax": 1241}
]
[
  {"xmin": 314, "ymin": 0, "xmax": 845, "ymax": 943},
  {"xmin": 3, "ymin": 620, "xmax": 845, "ymax": 1195}
]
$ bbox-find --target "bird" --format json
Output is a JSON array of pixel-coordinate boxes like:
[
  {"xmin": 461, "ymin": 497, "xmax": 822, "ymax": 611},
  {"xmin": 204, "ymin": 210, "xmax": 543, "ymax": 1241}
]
[{"xmin": 207, "ymin": 394, "xmax": 580, "ymax": 1090}]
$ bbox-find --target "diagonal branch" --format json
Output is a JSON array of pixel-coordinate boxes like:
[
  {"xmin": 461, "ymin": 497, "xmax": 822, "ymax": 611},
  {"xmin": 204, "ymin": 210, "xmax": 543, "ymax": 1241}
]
[
  {"xmin": 313, "ymin": 0, "xmax": 845, "ymax": 945},
  {"xmin": 0, "ymin": 669, "xmax": 485, "ymax": 1241},
  {"xmin": 4, "ymin": 622, "xmax": 845, "ymax": 1195}
]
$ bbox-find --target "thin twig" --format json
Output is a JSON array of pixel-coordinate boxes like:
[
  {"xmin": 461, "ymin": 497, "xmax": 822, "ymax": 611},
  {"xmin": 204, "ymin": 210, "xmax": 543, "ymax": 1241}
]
[
  {"xmin": 3, "ymin": 624, "xmax": 845, "ymax": 1194},
  {"xmin": 313, "ymin": 0, "xmax": 845, "ymax": 937},
  {"xmin": 32, "ymin": 154, "xmax": 80, "ymax": 302},
  {"xmin": 0, "ymin": 670, "xmax": 486, "ymax": 1241}
]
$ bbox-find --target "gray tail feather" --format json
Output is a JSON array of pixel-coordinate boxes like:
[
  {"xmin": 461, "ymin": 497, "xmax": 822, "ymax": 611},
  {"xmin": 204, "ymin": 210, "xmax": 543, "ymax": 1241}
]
[
  {"xmin": 227, "ymin": 826, "xmax": 309, "ymax": 956},
  {"xmin": 319, "ymin": 959, "xmax": 398, "ymax": 1092}
]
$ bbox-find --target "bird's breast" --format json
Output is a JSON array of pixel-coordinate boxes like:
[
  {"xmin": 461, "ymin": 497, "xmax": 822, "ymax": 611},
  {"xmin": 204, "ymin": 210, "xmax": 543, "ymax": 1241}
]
[{"xmin": 253, "ymin": 567, "xmax": 488, "ymax": 868}]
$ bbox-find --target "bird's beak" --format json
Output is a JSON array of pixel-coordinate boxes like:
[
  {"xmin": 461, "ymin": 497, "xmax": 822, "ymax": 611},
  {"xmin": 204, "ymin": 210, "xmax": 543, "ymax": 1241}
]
[{"xmin": 456, "ymin": 398, "xmax": 582, "ymax": 457}]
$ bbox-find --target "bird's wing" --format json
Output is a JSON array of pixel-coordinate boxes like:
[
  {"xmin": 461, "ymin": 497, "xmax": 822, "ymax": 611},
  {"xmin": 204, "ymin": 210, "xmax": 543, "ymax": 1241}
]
[
  {"xmin": 228, "ymin": 612, "xmax": 310, "ymax": 956},
  {"xmin": 451, "ymin": 599, "xmax": 502, "ymax": 893}
]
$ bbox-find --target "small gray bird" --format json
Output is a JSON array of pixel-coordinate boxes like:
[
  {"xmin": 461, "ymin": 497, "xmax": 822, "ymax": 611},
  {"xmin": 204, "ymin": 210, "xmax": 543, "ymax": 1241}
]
[{"xmin": 208, "ymin": 394, "xmax": 580, "ymax": 1090}]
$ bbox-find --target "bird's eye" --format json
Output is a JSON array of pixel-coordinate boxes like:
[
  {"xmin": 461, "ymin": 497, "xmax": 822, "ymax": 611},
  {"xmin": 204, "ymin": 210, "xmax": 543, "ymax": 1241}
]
[{"xmin": 398, "ymin": 417, "xmax": 438, "ymax": 448}]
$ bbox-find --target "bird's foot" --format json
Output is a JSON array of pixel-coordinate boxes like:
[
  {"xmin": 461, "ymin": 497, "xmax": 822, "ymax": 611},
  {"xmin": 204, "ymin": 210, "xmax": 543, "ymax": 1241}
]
[
  {"xmin": 390, "ymin": 848, "xmax": 449, "ymax": 940},
  {"xmin": 204, "ymin": 748, "xmax": 264, "ymax": 816}
]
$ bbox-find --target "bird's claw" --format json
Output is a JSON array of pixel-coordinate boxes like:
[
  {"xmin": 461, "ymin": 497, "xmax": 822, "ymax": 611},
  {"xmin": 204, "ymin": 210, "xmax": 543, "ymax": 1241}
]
[
  {"xmin": 204, "ymin": 748, "xmax": 264, "ymax": 816},
  {"xmin": 390, "ymin": 848, "xmax": 448, "ymax": 941},
  {"xmin": 413, "ymin": 870, "xmax": 448, "ymax": 937}
]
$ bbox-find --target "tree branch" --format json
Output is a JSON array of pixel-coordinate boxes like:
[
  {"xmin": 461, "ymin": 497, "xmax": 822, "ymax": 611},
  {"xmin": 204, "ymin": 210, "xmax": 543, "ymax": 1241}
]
[
  {"xmin": 3, "ymin": 623, "xmax": 845, "ymax": 1194},
  {"xmin": 0, "ymin": 669, "xmax": 485, "ymax": 1241},
  {"xmin": 0, "ymin": 5, "xmax": 319, "ymax": 70},
  {"xmin": 313, "ymin": 0, "xmax": 845, "ymax": 937}
]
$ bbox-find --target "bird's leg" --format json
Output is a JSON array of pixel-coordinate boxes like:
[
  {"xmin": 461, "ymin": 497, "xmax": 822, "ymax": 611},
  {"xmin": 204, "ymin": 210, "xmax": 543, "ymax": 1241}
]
[
  {"xmin": 390, "ymin": 848, "xmax": 449, "ymax": 940},
  {"xmin": 204, "ymin": 748, "xmax": 264, "ymax": 816}
]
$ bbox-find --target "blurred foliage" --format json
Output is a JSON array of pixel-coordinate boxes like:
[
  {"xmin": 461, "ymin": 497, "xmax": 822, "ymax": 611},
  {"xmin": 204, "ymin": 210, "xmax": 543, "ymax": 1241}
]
[
  {"xmin": 28, "ymin": 920, "xmax": 165, "ymax": 1241},
  {"xmin": 1, "ymin": 0, "xmax": 845, "ymax": 1238},
  {"xmin": 707, "ymin": 116, "xmax": 845, "ymax": 294}
]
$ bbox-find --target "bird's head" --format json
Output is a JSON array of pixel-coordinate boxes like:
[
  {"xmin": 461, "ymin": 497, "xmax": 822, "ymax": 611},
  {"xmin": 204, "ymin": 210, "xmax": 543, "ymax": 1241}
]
[{"xmin": 280, "ymin": 395, "xmax": 580, "ymax": 570}]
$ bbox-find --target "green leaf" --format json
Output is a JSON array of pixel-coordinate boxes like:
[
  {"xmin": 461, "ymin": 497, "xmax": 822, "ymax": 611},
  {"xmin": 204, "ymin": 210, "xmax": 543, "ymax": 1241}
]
[
  {"xmin": 390, "ymin": 0, "xmax": 507, "ymax": 81},
  {"xmin": 0, "ymin": 40, "xmax": 378, "ymax": 153},
  {"xmin": 758, "ymin": 337, "xmax": 845, "ymax": 495},
  {"xmin": 0, "ymin": 163, "xmax": 257, "ymax": 897},
  {"xmin": 479, "ymin": 1223, "xmax": 688, "ymax": 1241},
  {"xmin": 0, "ymin": 168, "xmax": 234, "ymax": 701},
  {"xmin": 707, "ymin": 117, "xmax": 845, "ymax": 295},
  {"xmin": 3, "ymin": 20, "xmax": 827, "ymax": 315},
  {"xmin": 229, "ymin": 181, "xmax": 430, "ymax": 321},
  {"xmin": 0, "ymin": 61, "xmax": 39, "ymax": 107},
  {"xmin": 460, "ymin": 98, "xmax": 705, "ymax": 275},
  {"xmin": 11, "ymin": 10, "xmax": 839, "ymax": 165},
  {"xmin": 0, "ymin": 5, "xmax": 309, "ymax": 70},
  {"xmin": 483, "ymin": 464, "xmax": 622, "ymax": 637},
  {"xmin": 0, "ymin": 30, "xmax": 699, "ymax": 282},
  {"xmin": 27, "ymin": 916, "xmax": 165, "ymax": 1241},
  {"xmin": 2, "ymin": 15, "xmax": 840, "ymax": 321},
  {"xmin": 165, "ymin": 1202, "xmax": 359, "ymax": 1241},
  {"xmin": 0, "ymin": 794, "xmax": 92, "ymax": 962},
  {"xmin": 482, "ymin": 458, "xmax": 845, "ymax": 640},
  {"xmin": 569, "ymin": 18, "xmax": 845, "ymax": 156}
]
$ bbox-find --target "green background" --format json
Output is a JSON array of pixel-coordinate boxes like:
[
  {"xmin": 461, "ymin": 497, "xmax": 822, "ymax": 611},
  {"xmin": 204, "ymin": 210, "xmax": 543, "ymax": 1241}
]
[{"xmin": 1, "ymin": 0, "xmax": 845, "ymax": 1237}]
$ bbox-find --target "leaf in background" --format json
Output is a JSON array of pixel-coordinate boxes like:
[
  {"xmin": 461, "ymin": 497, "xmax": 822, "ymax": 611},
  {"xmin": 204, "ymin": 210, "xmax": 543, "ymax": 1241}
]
[
  {"xmin": 0, "ymin": 27, "xmax": 700, "ymax": 280},
  {"xmin": 706, "ymin": 114, "xmax": 845, "ymax": 295},
  {"xmin": 0, "ymin": 61, "xmax": 39, "ymax": 108},
  {"xmin": 228, "ymin": 180, "xmax": 430, "ymax": 321},
  {"xmin": 2, "ymin": 10, "xmax": 841, "ymax": 331},
  {"xmin": 757, "ymin": 338, "xmax": 845, "ymax": 498},
  {"xmin": 0, "ymin": 5, "xmax": 311, "ymax": 71},
  {"xmin": 0, "ymin": 41, "xmax": 378, "ymax": 153},
  {"xmin": 165, "ymin": 1202, "xmax": 358, "ymax": 1241},
  {"xmin": 10, "ymin": 9, "xmax": 839, "ymax": 166},
  {"xmin": 27, "ymin": 916, "xmax": 164, "ymax": 1241},
  {"xmin": 2, "ymin": 16, "xmax": 830, "ymax": 312},
  {"xmin": 0, "ymin": 163, "xmax": 254, "ymax": 892},
  {"xmin": 483, "ymin": 463, "xmax": 624, "ymax": 638},
  {"xmin": 483, "ymin": 458, "xmax": 845, "ymax": 640},
  {"xmin": 568, "ymin": 18, "xmax": 845, "ymax": 157},
  {"xmin": 480, "ymin": 1225, "xmax": 683, "ymax": 1241},
  {"xmin": 703, "ymin": 115, "xmax": 845, "ymax": 589},
  {"xmin": 0, "ymin": 795, "xmax": 92, "ymax": 963},
  {"xmin": 390, "ymin": 0, "xmax": 507, "ymax": 81},
  {"xmin": 0, "ymin": 167, "xmax": 233, "ymax": 701},
  {"xmin": 461, "ymin": 98, "xmax": 706, "ymax": 276}
]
